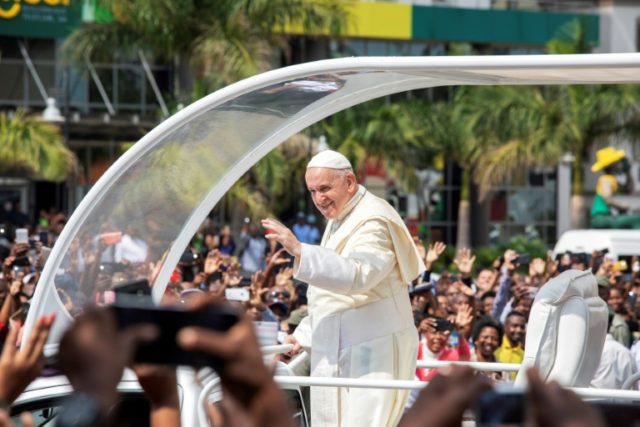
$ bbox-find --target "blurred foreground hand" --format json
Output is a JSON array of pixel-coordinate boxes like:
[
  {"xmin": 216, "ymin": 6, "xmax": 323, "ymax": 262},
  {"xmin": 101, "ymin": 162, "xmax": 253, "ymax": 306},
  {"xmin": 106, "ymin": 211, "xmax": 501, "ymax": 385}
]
[{"xmin": 178, "ymin": 295, "xmax": 294, "ymax": 427}]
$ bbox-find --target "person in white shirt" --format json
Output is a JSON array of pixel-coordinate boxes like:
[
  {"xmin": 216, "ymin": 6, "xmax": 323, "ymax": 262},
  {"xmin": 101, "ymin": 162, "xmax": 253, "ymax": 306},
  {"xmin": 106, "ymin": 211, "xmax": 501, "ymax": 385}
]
[{"xmin": 591, "ymin": 315, "xmax": 637, "ymax": 389}]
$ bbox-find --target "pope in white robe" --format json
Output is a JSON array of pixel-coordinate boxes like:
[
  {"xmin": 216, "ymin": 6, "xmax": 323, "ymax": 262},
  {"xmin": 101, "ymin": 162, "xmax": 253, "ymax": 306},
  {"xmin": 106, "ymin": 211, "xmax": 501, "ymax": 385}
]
[{"xmin": 262, "ymin": 150, "xmax": 425, "ymax": 427}]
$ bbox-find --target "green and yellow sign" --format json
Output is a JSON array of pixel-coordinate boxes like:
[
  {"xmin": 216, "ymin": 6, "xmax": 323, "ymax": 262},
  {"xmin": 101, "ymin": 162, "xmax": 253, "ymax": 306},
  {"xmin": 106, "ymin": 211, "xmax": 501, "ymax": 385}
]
[{"xmin": 0, "ymin": 0, "xmax": 82, "ymax": 38}]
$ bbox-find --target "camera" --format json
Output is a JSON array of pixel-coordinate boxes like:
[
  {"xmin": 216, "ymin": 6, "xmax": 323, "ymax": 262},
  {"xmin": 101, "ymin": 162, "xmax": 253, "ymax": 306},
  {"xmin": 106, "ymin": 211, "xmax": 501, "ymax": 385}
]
[
  {"xmin": 514, "ymin": 253, "xmax": 531, "ymax": 265},
  {"xmin": 12, "ymin": 256, "xmax": 31, "ymax": 267},
  {"xmin": 179, "ymin": 251, "xmax": 198, "ymax": 265},
  {"xmin": 434, "ymin": 318, "xmax": 455, "ymax": 332}
]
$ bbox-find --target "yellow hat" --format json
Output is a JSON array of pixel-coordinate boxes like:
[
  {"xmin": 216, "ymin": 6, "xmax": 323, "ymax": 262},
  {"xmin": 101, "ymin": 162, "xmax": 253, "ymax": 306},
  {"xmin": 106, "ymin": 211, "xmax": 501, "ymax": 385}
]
[{"xmin": 591, "ymin": 147, "xmax": 626, "ymax": 172}]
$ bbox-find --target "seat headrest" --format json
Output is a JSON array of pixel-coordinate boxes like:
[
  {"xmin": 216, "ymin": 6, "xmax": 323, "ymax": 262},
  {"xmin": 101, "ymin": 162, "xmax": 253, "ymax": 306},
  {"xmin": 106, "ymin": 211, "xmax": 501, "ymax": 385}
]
[{"xmin": 533, "ymin": 269, "xmax": 598, "ymax": 305}]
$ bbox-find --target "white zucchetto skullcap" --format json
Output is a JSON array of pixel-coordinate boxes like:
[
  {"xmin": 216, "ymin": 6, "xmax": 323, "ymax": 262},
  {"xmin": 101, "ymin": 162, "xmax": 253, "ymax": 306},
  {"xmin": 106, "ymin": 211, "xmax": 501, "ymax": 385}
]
[{"xmin": 307, "ymin": 150, "xmax": 352, "ymax": 170}]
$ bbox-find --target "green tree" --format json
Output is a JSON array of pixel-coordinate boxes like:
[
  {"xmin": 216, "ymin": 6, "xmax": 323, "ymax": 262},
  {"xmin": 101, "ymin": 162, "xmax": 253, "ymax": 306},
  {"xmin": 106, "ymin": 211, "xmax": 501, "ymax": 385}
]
[
  {"xmin": 471, "ymin": 19, "xmax": 639, "ymax": 228},
  {"xmin": 316, "ymin": 100, "xmax": 424, "ymax": 179},
  {"xmin": 65, "ymin": 0, "xmax": 351, "ymax": 222},
  {"xmin": 65, "ymin": 0, "xmax": 350, "ymax": 95},
  {"xmin": 406, "ymin": 93, "xmax": 481, "ymax": 249},
  {"xmin": 469, "ymin": 85, "xmax": 566, "ymax": 199},
  {"xmin": 0, "ymin": 109, "xmax": 77, "ymax": 181}
]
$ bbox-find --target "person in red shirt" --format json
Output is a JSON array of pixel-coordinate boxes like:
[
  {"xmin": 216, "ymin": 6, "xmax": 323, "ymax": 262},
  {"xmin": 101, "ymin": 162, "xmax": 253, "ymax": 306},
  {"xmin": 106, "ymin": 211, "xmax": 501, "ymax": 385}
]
[{"xmin": 416, "ymin": 316, "xmax": 471, "ymax": 382}]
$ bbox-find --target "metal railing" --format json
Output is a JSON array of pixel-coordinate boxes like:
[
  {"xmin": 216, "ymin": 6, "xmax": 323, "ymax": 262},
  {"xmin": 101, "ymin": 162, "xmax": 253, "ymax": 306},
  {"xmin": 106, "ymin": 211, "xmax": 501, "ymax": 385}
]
[
  {"xmin": 0, "ymin": 57, "xmax": 171, "ymax": 118},
  {"xmin": 416, "ymin": 360, "xmax": 521, "ymax": 372},
  {"xmin": 262, "ymin": 348, "xmax": 640, "ymax": 396},
  {"xmin": 273, "ymin": 375, "xmax": 640, "ymax": 401}
]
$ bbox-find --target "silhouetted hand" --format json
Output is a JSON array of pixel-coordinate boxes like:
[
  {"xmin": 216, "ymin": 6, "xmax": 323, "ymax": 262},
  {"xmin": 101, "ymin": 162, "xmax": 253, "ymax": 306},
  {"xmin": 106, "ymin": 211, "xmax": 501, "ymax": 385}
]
[
  {"xmin": 400, "ymin": 366, "xmax": 491, "ymax": 427},
  {"xmin": 0, "ymin": 410, "xmax": 35, "ymax": 427},
  {"xmin": 525, "ymin": 368, "xmax": 606, "ymax": 427},
  {"xmin": 133, "ymin": 364, "xmax": 178, "ymax": 408},
  {"xmin": 133, "ymin": 364, "xmax": 180, "ymax": 427},
  {"xmin": 59, "ymin": 308, "xmax": 158, "ymax": 413},
  {"xmin": 178, "ymin": 295, "xmax": 293, "ymax": 427},
  {"xmin": 0, "ymin": 314, "xmax": 55, "ymax": 404}
]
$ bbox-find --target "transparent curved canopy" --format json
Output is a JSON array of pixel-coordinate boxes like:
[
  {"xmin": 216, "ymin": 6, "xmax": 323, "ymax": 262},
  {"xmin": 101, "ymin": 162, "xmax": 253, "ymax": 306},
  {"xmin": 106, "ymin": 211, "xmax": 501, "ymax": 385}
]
[{"xmin": 24, "ymin": 54, "xmax": 640, "ymax": 345}]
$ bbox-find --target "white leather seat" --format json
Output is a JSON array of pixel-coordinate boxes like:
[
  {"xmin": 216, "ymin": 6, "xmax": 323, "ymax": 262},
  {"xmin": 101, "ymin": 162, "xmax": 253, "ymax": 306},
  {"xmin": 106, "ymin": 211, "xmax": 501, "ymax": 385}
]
[{"xmin": 514, "ymin": 269, "xmax": 608, "ymax": 387}]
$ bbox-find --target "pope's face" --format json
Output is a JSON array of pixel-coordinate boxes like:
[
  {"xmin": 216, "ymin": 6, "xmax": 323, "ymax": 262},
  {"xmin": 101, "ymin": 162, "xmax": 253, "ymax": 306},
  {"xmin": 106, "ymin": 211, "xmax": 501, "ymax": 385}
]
[{"xmin": 305, "ymin": 168, "xmax": 357, "ymax": 220}]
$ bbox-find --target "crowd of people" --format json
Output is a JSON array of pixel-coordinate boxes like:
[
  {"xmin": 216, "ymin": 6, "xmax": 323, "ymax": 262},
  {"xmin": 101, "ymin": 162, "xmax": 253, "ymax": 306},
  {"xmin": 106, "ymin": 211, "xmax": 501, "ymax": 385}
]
[
  {"xmin": 410, "ymin": 240, "xmax": 640, "ymax": 390},
  {"xmin": 160, "ymin": 216, "xmax": 319, "ymax": 346},
  {"xmin": 0, "ymin": 199, "xmax": 636, "ymax": 425}
]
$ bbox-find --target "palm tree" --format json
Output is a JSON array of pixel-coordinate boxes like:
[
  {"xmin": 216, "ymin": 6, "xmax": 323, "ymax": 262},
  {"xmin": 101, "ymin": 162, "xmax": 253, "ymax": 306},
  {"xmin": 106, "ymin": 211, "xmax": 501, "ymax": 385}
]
[
  {"xmin": 0, "ymin": 109, "xmax": 77, "ymax": 181},
  {"xmin": 471, "ymin": 19, "xmax": 639, "ymax": 229},
  {"xmin": 316, "ymin": 100, "xmax": 424, "ymax": 179},
  {"xmin": 64, "ymin": 1, "xmax": 351, "ymax": 223},
  {"xmin": 469, "ymin": 85, "xmax": 566, "ymax": 199},
  {"xmin": 406, "ymin": 93, "xmax": 481, "ymax": 249},
  {"xmin": 559, "ymin": 84, "xmax": 638, "ymax": 227},
  {"xmin": 65, "ymin": 0, "xmax": 350, "ymax": 96}
]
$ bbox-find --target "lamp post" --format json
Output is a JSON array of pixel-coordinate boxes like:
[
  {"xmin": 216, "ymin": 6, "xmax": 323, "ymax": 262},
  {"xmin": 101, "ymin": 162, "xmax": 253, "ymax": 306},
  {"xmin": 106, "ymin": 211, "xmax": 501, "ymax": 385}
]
[
  {"xmin": 41, "ymin": 97, "xmax": 64, "ymax": 123},
  {"xmin": 557, "ymin": 152, "xmax": 575, "ymax": 239}
]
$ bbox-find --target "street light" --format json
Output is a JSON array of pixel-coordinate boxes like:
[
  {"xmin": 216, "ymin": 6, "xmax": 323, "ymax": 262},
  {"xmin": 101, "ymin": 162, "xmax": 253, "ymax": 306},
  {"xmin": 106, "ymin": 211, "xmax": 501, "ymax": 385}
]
[
  {"xmin": 316, "ymin": 134, "xmax": 330, "ymax": 153},
  {"xmin": 17, "ymin": 41, "xmax": 64, "ymax": 123},
  {"xmin": 41, "ymin": 97, "xmax": 64, "ymax": 123},
  {"xmin": 557, "ymin": 152, "xmax": 575, "ymax": 239}
]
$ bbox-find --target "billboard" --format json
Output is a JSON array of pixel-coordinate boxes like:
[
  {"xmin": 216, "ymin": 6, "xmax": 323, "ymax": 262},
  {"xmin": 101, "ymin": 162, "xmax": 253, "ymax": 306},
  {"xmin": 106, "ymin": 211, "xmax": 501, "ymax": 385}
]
[{"xmin": 0, "ymin": 0, "xmax": 82, "ymax": 38}]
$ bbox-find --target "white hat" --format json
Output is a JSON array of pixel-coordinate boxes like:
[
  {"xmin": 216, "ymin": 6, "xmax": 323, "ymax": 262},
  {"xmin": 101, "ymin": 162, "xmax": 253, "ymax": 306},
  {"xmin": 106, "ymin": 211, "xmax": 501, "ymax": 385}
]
[{"xmin": 307, "ymin": 150, "xmax": 352, "ymax": 170}]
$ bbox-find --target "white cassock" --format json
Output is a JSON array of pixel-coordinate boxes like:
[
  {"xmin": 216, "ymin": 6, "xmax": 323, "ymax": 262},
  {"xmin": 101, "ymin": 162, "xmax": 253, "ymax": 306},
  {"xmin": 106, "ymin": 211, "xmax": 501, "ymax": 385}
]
[{"xmin": 293, "ymin": 185, "xmax": 425, "ymax": 427}]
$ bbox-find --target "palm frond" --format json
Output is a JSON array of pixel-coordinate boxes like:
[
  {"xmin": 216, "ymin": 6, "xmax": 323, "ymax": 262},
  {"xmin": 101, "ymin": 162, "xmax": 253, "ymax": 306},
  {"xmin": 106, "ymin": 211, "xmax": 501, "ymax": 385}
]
[{"xmin": 0, "ymin": 109, "xmax": 77, "ymax": 181}]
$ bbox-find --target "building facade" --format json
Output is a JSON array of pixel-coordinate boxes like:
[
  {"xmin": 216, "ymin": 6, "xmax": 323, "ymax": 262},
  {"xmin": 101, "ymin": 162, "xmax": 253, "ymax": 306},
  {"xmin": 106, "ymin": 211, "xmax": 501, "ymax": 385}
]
[{"xmin": 4, "ymin": 0, "xmax": 638, "ymax": 246}]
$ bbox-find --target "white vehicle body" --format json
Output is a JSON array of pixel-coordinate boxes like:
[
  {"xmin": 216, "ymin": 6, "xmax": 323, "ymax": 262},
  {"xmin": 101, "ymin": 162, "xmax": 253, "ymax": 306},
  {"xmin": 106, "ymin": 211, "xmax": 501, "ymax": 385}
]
[
  {"xmin": 12, "ymin": 53, "xmax": 640, "ymax": 424},
  {"xmin": 553, "ymin": 229, "xmax": 640, "ymax": 260}
]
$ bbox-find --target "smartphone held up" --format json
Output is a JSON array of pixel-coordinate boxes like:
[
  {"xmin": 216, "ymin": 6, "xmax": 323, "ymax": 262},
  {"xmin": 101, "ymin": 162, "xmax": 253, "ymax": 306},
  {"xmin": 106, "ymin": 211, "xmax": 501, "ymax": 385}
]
[
  {"xmin": 110, "ymin": 279, "xmax": 240, "ymax": 367},
  {"xmin": 112, "ymin": 303, "xmax": 240, "ymax": 368}
]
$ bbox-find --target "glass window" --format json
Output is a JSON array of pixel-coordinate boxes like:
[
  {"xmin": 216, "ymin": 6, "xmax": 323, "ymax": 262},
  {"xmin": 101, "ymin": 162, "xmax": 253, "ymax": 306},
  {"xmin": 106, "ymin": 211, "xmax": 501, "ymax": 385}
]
[
  {"xmin": 343, "ymin": 40, "xmax": 366, "ymax": 57},
  {"xmin": 489, "ymin": 169, "xmax": 557, "ymax": 244},
  {"xmin": 409, "ymin": 43, "xmax": 429, "ymax": 56},
  {"xmin": 365, "ymin": 40, "xmax": 387, "ymax": 56},
  {"xmin": 388, "ymin": 42, "xmax": 409, "ymax": 56},
  {"xmin": 431, "ymin": 44, "xmax": 446, "ymax": 56},
  {"xmin": 11, "ymin": 393, "xmax": 150, "ymax": 427}
]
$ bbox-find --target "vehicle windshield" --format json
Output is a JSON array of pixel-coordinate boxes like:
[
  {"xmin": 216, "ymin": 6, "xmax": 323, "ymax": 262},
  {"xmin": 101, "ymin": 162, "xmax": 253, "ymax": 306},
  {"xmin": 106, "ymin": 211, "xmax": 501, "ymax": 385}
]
[
  {"xmin": 11, "ymin": 393, "xmax": 150, "ymax": 427},
  {"xmin": 24, "ymin": 55, "xmax": 640, "ymax": 345}
]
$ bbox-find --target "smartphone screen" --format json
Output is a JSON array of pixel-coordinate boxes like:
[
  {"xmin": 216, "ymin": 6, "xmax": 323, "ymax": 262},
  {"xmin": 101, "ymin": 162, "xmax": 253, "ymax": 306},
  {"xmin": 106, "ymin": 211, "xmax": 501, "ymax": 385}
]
[
  {"xmin": 112, "ymin": 304, "xmax": 239, "ymax": 367},
  {"xmin": 39, "ymin": 231, "xmax": 49, "ymax": 245},
  {"xmin": 225, "ymin": 287, "xmax": 250, "ymax": 302},
  {"xmin": 15, "ymin": 228, "xmax": 28, "ymax": 244},
  {"xmin": 475, "ymin": 389, "xmax": 524, "ymax": 426}
]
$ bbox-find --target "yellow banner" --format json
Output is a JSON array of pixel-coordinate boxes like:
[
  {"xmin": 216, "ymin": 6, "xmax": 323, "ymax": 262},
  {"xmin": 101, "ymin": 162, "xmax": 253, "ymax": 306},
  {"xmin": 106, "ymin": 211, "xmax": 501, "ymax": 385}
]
[{"xmin": 282, "ymin": 2, "xmax": 412, "ymax": 40}]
